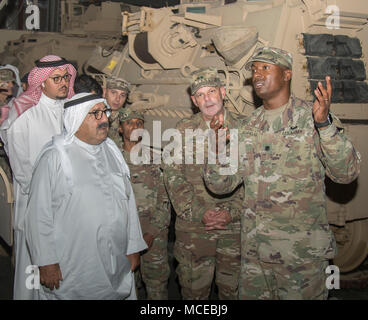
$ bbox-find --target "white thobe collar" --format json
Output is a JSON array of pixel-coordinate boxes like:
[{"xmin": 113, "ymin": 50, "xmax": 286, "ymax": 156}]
[
  {"xmin": 39, "ymin": 93, "xmax": 66, "ymax": 109},
  {"xmin": 74, "ymin": 136, "xmax": 102, "ymax": 155}
]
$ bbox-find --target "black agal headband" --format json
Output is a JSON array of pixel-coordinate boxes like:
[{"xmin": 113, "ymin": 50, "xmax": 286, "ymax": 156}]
[
  {"xmin": 64, "ymin": 94, "xmax": 102, "ymax": 109},
  {"xmin": 35, "ymin": 58, "xmax": 70, "ymax": 68}
]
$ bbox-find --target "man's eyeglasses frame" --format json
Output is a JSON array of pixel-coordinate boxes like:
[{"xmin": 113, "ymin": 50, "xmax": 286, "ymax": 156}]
[
  {"xmin": 49, "ymin": 74, "xmax": 72, "ymax": 84},
  {"xmin": 88, "ymin": 108, "xmax": 112, "ymax": 120}
]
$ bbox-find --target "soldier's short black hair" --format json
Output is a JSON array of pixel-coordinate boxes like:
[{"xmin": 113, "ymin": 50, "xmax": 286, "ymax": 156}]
[{"xmin": 74, "ymin": 74, "xmax": 103, "ymax": 97}]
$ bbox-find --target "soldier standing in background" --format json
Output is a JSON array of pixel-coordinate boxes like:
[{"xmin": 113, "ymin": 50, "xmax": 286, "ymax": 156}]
[
  {"xmin": 0, "ymin": 64, "xmax": 23, "ymax": 127},
  {"xmin": 203, "ymin": 47, "xmax": 361, "ymax": 299},
  {"xmin": 0, "ymin": 67, "xmax": 20, "ymax": 179},
  {"xmin": 0, "ymin": 65, "xmax": 23, "ymax": 105},
  {"xmin": 104, "ymin": 76, "xmax": 130, "ymax": 146},
  {"xmin": 119, "ymin": 107, "xmax": 171, "ymax": 299},
  {"xmin": 0, "ymin": 68, "xmax": 17, "ymax": 107},
  {"xmin": 163, "ymin": 68, "xmax": 244, "ymax": 300}
]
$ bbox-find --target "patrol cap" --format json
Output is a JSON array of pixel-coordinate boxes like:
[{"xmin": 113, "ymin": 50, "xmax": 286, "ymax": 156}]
[
  {"xmin": 0, "ymin": 69, "xmax": 15, "ymax": 82},
  {"xmin": 245, "ymin": 46, "xmax": 293, "ymax": 70},
  {"xmin": 119, "ymin": 107, "xmax": 144, "ymax": 122},
  {"xmin": 106, "ymin": 76, "xmax": 130, "ymax": 93},
  {"xmin": 190, "ymin": 67, "xmax": 223, "ymax": 95}
]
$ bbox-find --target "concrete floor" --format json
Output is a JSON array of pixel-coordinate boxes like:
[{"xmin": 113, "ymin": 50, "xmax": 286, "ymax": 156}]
[{"xmin": 1, "ymin": 237, "xmax": 368, "ymax": 300}]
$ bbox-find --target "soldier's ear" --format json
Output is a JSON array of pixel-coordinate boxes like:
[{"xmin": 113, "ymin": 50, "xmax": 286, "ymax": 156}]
[
  {"xmin": 284, "ymin": 69, "xmax": 292, "ymax": 82},
  {"xmin": 191, "ymin": 95, "xmax": 198, "ymax": 107},
  {"xmin": 102, "ymin": 87, "xmax": 106, "ymax": 98},
  {"xmin": 220, "ymin": 86, "xmax": 226, "ymax": 99}
]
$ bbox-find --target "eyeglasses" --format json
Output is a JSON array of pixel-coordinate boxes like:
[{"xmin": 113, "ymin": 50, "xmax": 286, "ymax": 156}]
[
  {"xmin": 49, "ymin": 74, "xmax": 72, "ymax": 84},
  {"xmin": 88, "ymin": 108, "xmax": 112, "ymax": 120}
]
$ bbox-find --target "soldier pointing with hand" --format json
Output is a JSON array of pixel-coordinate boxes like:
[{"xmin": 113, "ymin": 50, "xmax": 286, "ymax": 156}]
[{"xmin": 163, "ymin": 68, "xmax": 246, "ymax": 300}]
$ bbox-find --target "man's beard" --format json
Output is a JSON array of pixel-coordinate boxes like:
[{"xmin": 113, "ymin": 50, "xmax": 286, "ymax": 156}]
[{"xmin": 56, "ymin": 86, "xmax": 68, "ymax": 100}]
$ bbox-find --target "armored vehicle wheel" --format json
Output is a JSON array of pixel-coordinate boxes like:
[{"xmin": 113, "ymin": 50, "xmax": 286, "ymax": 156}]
[{"xmin": 332, "ymin": 220, "xmax": 368, "ymax": 273}]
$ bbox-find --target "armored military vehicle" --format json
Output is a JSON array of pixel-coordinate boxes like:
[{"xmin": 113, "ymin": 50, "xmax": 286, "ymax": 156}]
[
  {"xmin": 1, "ymin": 0, "xmax": 367, "ymax": 274},
  {"xmin": 0, "ymin": 0, "xmax": 139, "ymax": 73}
]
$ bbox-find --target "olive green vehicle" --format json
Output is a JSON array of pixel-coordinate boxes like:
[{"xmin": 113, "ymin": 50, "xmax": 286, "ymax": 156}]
[{"xmin": 0, "ymin": 0, "xmax": 367, "ymax": 274}]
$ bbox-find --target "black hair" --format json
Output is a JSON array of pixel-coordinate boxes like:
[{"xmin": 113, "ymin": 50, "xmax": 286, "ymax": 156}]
[
  {"xmin": 74, "ymin": 74, "xmax": 103, "ymax": 97},
  {"xmin": 21, "ymin": 72, "xmax": 29, "ymax": 84}
]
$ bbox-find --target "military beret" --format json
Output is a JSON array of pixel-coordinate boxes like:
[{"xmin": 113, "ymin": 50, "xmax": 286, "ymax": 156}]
[
  {"xmin": 190, "ymin": 67, "xmax": 223, "ymax": 95},
  {"xmin": 245, "ymin": 46, "xmax": 293, "ymax": 70}
]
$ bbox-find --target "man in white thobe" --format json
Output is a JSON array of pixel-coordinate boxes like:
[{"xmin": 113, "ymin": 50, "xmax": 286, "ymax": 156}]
[
  {"xmin": 25, "ymin": 93, "xmax": 147, "ymax": 299},
  {"xmin": 6, "ymin": 55, "xmax": 76, "ymax": 299}
]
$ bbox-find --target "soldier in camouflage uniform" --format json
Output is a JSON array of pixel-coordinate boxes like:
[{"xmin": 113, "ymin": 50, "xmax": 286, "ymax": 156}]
[
  {"xmin": 0, "ymin": 64, "xmax": 23, "ymax": 127},
  {"xmin": 104, "ymin": 76, "xmax": 130, "ymax": 146},
  {"xmin": 0, "ymin": 69, "xmax": 15, "ymax": 106},
  {"xmin": 0, "ymin": 68, "xmax": 17, "ymax": 180},
  {"xmin": 163, "ymin": 68, "xmax": 245, "ymax": 300},
  {"xmin": 118, "ymin": 107, "xmax": 171, "ymax": 299},
  {"xmin": 203, "ymin": 47, "xmax": 361, "ymax": 299}
]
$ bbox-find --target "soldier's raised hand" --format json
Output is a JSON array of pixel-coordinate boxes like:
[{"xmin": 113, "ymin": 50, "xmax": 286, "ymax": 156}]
[
  {"xmin": 209, "ymin": 112, "xmax": 229, "ymax": 155},
  {"xmin": 210, "ymin": 112, "xmax": 224, "ymax": 131},
  {"xmin": 313, "ymin": 76, "xmax": 332, "ymax": 125}
]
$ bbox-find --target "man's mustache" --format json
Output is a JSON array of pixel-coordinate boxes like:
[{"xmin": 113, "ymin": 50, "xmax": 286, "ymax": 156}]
[
  {"xmin": 97, "ymin": 122, "xmax": 109, "ymax": 129},
  {"xmin": 59, "ymin": 85, "xmax": 68, "ymax": 91}
]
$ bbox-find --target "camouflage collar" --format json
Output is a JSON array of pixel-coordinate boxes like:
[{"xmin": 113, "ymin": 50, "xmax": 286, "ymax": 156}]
[
  {"xmin": 122, "ymin": 143, "xmax": 156, "ymax": 165},
  {"xmin": 197, "ymin": 108, "xmax": 231, "ymax": 130},
  {"xmin": 250, "ymin": 94, "xmax": 297, "ymax": 132},
  {"xmin": 109, "ymin": 111, "xmax": 120, "ymax": 123}
]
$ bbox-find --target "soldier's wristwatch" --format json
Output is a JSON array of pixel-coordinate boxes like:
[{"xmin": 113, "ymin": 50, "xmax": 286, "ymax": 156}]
[{"xmin": 314, "ymin": 113, "xmax": 332, "ymax": 129}]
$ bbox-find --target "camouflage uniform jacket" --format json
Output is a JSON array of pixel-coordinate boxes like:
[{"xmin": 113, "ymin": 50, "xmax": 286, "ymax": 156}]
[
  {"xmin": 204, "ymin": 95, "xmax": 361, "ymax": 264},
  {"xmin": 122, "ymin": 144, "xmax": 170, "ymax": 237},
  {"xmin": 0, "ymin": 100, "xmax": 4, "ymax": 118},
  {"xmin": 163, "ymin": 109, "xmax": 245, "ymax": 233},
  {"xmin": 108, "ymin": 112, "xmax": 122, "ymax": 147}
]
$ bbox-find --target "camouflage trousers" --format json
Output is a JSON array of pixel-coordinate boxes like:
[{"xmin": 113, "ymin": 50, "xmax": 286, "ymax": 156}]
[
  {"xmin": 239, "ymin": 256, "xmax": 329, "ymax": 300},
  {"xmin": 174, "ymin": 230, "xmax": 241, "ymax": 300},
  {"xmin": 135, "ymin": 229, "xmax": 170, "ymax": 300}
]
